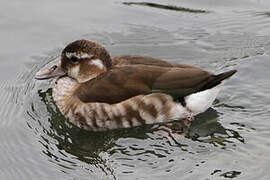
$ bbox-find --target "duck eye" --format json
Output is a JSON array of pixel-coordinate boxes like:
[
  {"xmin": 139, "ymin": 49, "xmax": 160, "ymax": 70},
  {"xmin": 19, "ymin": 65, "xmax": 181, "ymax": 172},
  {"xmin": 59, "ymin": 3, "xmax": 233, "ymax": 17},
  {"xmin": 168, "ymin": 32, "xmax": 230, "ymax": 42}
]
[{"xmin": 70, "ymin": 56, "xmax": 79, "ymax": 63}]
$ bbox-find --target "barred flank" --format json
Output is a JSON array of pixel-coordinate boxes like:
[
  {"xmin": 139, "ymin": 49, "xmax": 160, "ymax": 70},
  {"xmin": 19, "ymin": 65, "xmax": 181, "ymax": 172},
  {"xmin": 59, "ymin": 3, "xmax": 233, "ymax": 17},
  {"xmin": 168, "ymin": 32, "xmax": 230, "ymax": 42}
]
[{"xmin": 53, "ymin": 77, "xmax": 188, "ymax": 131}]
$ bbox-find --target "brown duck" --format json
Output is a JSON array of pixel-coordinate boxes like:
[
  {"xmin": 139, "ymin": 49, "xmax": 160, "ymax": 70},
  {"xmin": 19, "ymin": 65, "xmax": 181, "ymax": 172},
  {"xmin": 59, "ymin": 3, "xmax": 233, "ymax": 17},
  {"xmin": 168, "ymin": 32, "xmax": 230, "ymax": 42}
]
[{"xmin": 35, "ymin": 39, "xmax": 237, "ymax": 131}]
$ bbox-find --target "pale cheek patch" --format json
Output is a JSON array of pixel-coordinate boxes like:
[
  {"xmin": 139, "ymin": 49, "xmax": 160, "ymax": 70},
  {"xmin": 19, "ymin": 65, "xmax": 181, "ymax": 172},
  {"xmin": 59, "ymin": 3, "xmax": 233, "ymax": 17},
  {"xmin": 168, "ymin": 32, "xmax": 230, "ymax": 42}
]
[
  {"xmin": 69, "ymin": 65, "xmax": 80, "ymax": 79},
  {"xmin": 90, "ymin": 59, "xmax": 104, "ymax": 70}
]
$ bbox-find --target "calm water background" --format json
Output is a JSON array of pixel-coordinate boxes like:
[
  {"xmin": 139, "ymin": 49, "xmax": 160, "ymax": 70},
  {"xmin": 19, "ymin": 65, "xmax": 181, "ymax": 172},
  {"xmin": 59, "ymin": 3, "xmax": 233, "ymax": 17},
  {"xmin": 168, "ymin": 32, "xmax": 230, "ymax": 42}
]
[{"xmin": 1, "ymin": 0, "xmax": 270, "ymax": 179}]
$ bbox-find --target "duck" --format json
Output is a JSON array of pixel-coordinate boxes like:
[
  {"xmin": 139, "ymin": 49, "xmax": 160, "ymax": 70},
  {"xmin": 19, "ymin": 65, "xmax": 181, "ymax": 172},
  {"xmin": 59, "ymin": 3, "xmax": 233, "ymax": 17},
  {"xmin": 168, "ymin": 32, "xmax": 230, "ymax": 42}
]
[{"xmin": 35, "ymin": 39, "xmax": 237, "ymax": 131}]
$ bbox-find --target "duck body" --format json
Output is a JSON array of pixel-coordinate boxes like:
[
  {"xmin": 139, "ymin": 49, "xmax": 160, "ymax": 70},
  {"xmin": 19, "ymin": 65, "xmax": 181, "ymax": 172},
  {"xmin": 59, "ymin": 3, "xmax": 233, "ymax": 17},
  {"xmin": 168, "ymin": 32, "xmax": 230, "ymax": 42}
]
[
  {"xmin": 53, "ymin": 75, "xmax": 221, "ymax": 131},
  {"xmin": 35, "ymin": 40, "xmax": 236, "ymax": 131}
]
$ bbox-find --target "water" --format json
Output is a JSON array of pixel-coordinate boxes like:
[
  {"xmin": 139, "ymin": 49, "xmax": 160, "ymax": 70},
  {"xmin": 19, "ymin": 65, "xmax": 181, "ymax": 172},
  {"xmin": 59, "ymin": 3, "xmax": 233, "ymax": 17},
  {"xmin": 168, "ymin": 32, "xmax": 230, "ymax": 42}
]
[{"xmin": 1, "ymin": 0, "xmax": 270, "ymax": 179}]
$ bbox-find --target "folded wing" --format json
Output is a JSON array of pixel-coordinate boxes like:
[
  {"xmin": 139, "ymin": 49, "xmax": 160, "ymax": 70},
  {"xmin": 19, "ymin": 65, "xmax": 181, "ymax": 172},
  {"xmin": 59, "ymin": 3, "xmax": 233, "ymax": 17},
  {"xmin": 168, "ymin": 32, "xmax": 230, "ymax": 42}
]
[{"xmin": 75, "ymin": 56, "xmax": 236, "ymax": 104}]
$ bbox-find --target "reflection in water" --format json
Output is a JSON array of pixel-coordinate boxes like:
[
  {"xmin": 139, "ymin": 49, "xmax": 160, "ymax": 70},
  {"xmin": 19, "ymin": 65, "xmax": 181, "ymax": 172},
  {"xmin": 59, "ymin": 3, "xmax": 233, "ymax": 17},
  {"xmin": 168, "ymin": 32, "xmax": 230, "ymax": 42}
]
[
  {"xmin": 25, "ymin": 85, "xmax": 244, "ymax": 178},
  {"xmin": 188, "ymin": 108, "xmax": 245, "ymax": 146},
  {"xmin": 122, "ymin": 2, "xmax": 209, "ymax": 13}
]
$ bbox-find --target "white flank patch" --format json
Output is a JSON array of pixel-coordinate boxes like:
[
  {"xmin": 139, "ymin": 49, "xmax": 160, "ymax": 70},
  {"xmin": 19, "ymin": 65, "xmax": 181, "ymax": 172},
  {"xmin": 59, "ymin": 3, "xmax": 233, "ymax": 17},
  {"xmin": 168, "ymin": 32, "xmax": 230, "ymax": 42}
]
[
  {"xmin": 185, "ymin": 85, "xmax": 222, "ymax": 115},
  {"xmin": 169, "ymin": 103, "xmax": 188, "ymax": 120},
  {"xmin": 66, "ymin": 52, "xmax": 93, "ymax": 59},
  {"xmin": 90, "ymin": 59, "xmax": 104, "ymax": 70}
]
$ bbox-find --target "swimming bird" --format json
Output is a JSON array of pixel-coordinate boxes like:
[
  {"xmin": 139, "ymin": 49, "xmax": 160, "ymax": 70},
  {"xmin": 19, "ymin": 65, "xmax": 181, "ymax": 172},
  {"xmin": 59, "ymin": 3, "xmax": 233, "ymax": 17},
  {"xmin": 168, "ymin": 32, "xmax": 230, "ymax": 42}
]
[{"xmin": 35, "ymin": 39, "xmax": 237, "ymax": 131}]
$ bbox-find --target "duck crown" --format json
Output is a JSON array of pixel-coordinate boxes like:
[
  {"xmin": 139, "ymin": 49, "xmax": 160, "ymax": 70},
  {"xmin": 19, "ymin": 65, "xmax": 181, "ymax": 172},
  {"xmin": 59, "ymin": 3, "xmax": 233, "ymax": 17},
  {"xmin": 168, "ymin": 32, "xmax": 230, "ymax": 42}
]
[{"xmin": 62, "ymin": 39, "xmax": 112, "ymax": 68}]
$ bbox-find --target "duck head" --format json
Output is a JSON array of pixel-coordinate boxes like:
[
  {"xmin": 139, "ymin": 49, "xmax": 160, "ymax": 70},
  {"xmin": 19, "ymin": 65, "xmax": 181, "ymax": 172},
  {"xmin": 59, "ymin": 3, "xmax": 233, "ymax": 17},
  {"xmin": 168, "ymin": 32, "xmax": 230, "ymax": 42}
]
[{"xmin": 35, "ymin": 40, "xmax": 112, "ymax": 83}]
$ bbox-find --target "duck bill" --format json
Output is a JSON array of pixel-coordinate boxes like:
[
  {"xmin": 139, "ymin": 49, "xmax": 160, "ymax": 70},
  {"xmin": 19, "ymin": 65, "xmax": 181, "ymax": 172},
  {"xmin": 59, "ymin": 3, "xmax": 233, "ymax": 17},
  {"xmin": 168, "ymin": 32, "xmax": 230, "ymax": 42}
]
[{"xmin": 35, "ymin": 61, "xmax": 66, "ymax": 80}]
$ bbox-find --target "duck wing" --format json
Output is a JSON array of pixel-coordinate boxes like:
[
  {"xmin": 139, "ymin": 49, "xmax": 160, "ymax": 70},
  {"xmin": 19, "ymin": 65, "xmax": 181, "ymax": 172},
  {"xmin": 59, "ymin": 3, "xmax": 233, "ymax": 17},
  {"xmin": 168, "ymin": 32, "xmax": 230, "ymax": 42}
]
[
  {"xmin": 75, "ymin": 65, "xmax": 236, "ymax": 104},
  {"xmin": 151, "ymin": 68, "xmax": 236, "ymax": 99},
  {"xmin": 112, "ymin": 55, "xmax": 203, "ymax": 69}
]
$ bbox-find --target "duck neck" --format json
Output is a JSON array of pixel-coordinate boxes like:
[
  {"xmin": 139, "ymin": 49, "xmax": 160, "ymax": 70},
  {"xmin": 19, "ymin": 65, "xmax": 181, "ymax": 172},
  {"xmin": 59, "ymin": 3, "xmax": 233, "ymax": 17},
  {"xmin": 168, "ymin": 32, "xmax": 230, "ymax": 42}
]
[{"xmin": 53, "ymin": 76, "xmax": 83, "ymax": 116}]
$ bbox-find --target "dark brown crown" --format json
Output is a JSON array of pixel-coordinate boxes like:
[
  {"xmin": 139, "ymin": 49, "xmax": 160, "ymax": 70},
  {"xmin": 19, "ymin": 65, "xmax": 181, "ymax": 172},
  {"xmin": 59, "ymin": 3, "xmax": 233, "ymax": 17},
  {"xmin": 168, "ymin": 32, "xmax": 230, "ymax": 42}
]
[{"xmin": 62, "ymin": 39, "xmax": 112, "ymax": 68}]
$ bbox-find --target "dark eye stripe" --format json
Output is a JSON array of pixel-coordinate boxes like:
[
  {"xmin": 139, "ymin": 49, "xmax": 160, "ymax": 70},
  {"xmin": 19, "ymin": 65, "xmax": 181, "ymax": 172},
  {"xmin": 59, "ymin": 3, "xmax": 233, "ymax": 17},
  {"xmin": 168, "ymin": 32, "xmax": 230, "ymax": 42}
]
[{"xmin": 70, "ymin": 56, "xmax": 79, "ymax": 63}]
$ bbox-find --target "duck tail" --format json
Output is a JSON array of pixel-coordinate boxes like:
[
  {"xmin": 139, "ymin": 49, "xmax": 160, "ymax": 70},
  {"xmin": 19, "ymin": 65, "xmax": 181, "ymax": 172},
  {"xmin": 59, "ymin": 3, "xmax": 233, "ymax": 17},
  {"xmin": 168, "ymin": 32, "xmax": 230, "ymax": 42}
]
[{"xmin": 198, "ymin": 70, "xmax": 237, "ymax": 91}]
